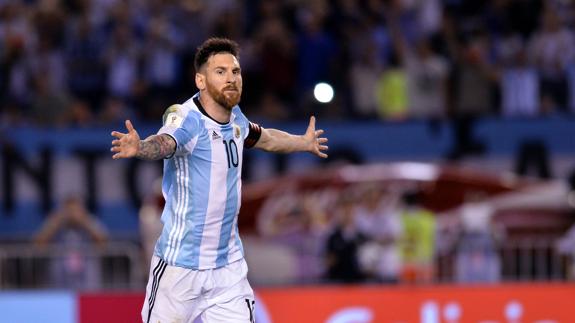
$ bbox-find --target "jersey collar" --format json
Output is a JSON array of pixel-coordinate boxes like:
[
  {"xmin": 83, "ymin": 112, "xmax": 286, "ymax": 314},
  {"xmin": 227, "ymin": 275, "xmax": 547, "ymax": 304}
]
[{"xmin": 193, "ymin": 94, "xmax": 236, "ymax": 126}]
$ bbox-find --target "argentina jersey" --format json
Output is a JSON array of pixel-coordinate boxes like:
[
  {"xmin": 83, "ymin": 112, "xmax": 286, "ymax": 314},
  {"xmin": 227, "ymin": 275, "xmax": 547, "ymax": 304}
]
[{"xmin": 154, "ymin": 93, "xmax": 261, "ymax": 270}]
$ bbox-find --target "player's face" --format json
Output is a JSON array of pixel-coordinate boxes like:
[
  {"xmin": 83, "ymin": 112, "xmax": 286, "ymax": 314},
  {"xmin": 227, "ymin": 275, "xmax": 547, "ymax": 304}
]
[{"xmin": 204, "ymin": 53, "xmax": 242, "ymax": 110}]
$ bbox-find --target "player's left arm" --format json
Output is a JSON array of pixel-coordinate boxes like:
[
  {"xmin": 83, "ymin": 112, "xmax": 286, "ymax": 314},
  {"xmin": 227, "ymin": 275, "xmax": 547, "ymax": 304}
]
[
  {"xmin": 254, "ymin": 116, "xmax": 328, "ymax": 158},
  {"xmin": 111, "ymin": 120, "xmax": 176, "ymax": 160}
]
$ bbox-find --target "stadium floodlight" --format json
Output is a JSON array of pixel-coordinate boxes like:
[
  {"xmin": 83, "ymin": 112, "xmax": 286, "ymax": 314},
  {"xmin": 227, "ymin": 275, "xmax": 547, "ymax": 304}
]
[{"xmin": 313, "ymin": 82, "xmax": 334, "ymax": 103}]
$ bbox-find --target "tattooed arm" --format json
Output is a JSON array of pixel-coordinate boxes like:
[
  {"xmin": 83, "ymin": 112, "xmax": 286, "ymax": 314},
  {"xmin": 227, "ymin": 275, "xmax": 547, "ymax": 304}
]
[
  {"xmin": 135, "ymin": 134, "xmax": 176, "ymax": 160},
  {"xmin": 111, "ymin": 120, "xmax": 176, "ymax": 160}
]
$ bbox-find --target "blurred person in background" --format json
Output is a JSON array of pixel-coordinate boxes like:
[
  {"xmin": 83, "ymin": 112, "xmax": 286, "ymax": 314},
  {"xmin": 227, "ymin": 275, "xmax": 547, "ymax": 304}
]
[
  {"xmin": 0, "ymin": 2, "xmax": 35, "ymax": 108},
  {"xmin": 33, "ymin": 195, "xmax": 108, "ymax": 290},
  {"xmin": 403, "ymin": 37, "xmax": 450, "ymax": 120},
  {"xmin": 139, "ymin": 178, "xmax": 165, "ymax": 274},
  {"xmin": 375, "ymin": 50, "xmax": 409, "ymax": 121},
  {"xmin": 142, "ymin": 14, "xmax": 182, "ymax": 120},
  {"xmin": 251, "ymin": 3, "xmax": 297, "ymax": 114},
  {"xmin": 528, "ymin": 8, "xmax": 575, "ymax": 113},
  {"xmin": 99, "ymin": 97, "xmax": 135, "ymax": 125},
  {"xmin": 64, "ymin": 10, "xmax": 107, "ymax": 113},
  {"xmin": 26, "ymin": 0, "xmax": 73, "ymax": 127},
  {"xmin": 325, "ymin": 192, "xmax": 367, "ymax": 284},
  {"xmin": 257, "ymin": 189, "xmax": 332, "ymax": 283},
  {"xmin": 355, "ymin": 184, "xmax": 403, "ymax": 284},
  {"xmin": 110, "ymin": 38, "xmax": 328, "ymax": 323},
  {"xmin": 29, "ymin": 71, "xmax": 73, "ymax": 126},
  {"xmin": 105, "ymin": 21, "xmax": 141, "ymax": 105},
  {"xmin": 399, "ymin": 189, "xmax": 436, "ymax": 284},
  {"xmin": 453, "ymin": 192, "xmax": 502, "ymax": 284},
  {"xmin": 389, "ymin": 9, "xmax": 449, "ymax": 120},
  {"xmin": 348, "ymin": 36, "xmax": 383, "ymax": 120},
  {"xmin": 252, "ymin": 91, "xmax": 291, "ymax": 123},
  {"xmin": 449, "ymin": 30, "xmax": 498, "ymax": 118},
  {"xmin": 496, "ymin": 28, "xmax": 539, "ymax": 117},
  {"xmin": 443, "ymin": 24, "xmax": 494, "ymax": 159}
]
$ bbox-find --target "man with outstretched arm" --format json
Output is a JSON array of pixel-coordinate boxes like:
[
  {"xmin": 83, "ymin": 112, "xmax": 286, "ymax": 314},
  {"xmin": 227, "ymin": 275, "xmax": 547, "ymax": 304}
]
[{"xmin": 111, "ymin": 37, "xmax": 328, "ymax": 323}]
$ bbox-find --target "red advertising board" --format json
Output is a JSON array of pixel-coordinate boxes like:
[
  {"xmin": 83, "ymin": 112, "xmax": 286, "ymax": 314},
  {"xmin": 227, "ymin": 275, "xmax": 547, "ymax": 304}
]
[
  {"xmin": 78, "ymin": 283, "xmax": 575, "ymax": 323},
  {"xmin": 257, "ymin": 283, "xmax": 575, "ymax": 322},
  {"xmin": 79, "ymin": 293, "xmax": 144, "ymax": 323}
]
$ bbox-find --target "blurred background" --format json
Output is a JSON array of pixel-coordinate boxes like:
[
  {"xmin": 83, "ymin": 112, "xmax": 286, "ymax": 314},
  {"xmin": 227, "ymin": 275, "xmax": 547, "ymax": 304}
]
[{"xmin": 1, "ymin": 0, "xmax": 575, "ymax": 322}]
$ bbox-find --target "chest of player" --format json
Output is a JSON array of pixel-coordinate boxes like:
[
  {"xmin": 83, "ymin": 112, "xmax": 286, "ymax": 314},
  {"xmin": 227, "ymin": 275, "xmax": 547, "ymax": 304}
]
[{"xmin": 193, "ymin": 124, "xmax": 244, "ymax": 169}]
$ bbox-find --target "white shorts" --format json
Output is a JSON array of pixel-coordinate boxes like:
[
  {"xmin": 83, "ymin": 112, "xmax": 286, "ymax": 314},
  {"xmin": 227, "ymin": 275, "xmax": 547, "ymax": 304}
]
[{"xmin": 142, "ymin": 255, "xmax": 255, "ymax": 323}]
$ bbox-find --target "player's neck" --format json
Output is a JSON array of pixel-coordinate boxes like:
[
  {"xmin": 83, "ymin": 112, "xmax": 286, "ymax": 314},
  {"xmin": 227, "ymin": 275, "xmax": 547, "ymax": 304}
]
[{"xmin": 198, "ymin": 94, "xmax": 231, "ymax": 124}]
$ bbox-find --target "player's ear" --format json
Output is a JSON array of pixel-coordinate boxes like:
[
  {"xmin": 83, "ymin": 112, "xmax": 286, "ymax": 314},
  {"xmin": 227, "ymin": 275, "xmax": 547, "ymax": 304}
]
[{"xmin": 195, "ymin": 73, "xmax": 205, "ymax": 90}]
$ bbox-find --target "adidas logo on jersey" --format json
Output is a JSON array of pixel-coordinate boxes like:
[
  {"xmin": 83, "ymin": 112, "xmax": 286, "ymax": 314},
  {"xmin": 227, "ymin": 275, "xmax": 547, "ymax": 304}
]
[{"xmin": 211, "ymin": 130, "xmax": 221, "ymax": 140}]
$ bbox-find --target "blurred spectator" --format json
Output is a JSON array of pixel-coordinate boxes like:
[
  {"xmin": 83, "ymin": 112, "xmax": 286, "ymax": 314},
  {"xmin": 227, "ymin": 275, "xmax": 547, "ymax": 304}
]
[
  {"xmin": 258, "ymin": 189, "xmax": 332, "ymax": 282},
  {"xmin": 65, "ymin": 10, "xmax": 107, "ymax": 112},
  {"xmin": 253, "ymin": 91, "xmax": 290, "ymax": 123},
  {"xmin": 355, "ymin": 185, "xmax": 403, "ymax": 283},
  {"xmin": 417, "ymin": 0, "xmax": 442, "ymax": 37},
  {"xmin": 390, "ymin": 10, "xmax": 449, "ymax": 121},
  {"xmin": 29, "ymin": 72, "xmax": 72, "ymax": 126},
  {"xmin": 528, "ymin": 9, "xmax": 575, "ymax": 112},
  {"xmin": 453, "ymin": 193, "xmax": 502, "ymax": 283},
  {"xmin": 210, "ymin": 4, "xmax": 244, "ymax": 41},
  {"xmin": 404, "ymin": 37, "xmax": 449, "ymax": 119},
  {"xmin": 141, "ymin": 14, "xmax": 181, "ymax": 120},
  {"xmin": 32, "ymin": 0, "xmax": 66, "ymax": 53},
  {"xmin": 252, "ymin": 10, "xmax": 297, "ymax": 110},
  {"xmin": 138, "ymin": 178, "xmax": 164, "ymax": 271},
  {"xmin": 497, "ymin": 34, "xmax": 539, "ymax": 117},
  {"xmin": 201, "ymin": 0, "xmax": 243, "ymax": 37},
  {"xmin": 348, "ymin": 36, "xmax": 382, "ymax": 119},
  {"xmin": 28, "ymin": 4, "xmax": 68, "ymax": 99},
  {"xmin": 451, "ymin": 33, "xmax": 498, "ymax": 117},
  {"xmin": 399, "ymin": 189, "xmax": 436, "ymax": 284},
  {"xmin": 375, "ymin": 51, "xmax": 408, "ymax": 120},
  {"xmin": 0, "ymin": 3, "xmax": 33, "ymax": 107},
  {"xmin": 324, "ymin": 194, "xmax": 367, "ymax": 283},
  {"xmin": 174, "ymin": 0, "xmax": 207, "ymax": 50},
  {"xmin": 99, "ymin": 97, "xmax": 134, "ymax": 125},
  {"xmin": 33, "ymin": 196, "xmax": 108, "ymax": 289},
  {"xmin": 105, "ymin": 22, "xmax": 140, "ymax": 103}
]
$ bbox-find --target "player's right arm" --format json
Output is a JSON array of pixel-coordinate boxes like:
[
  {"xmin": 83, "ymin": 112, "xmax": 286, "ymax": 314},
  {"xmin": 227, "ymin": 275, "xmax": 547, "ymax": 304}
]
[{"xmin": 111, "ymin": 120, "xmax": 176, "ymax": 160}]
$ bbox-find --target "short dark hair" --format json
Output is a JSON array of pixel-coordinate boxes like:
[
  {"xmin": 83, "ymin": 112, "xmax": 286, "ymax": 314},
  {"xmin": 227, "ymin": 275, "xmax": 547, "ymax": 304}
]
[{"xmin": 194, "ymin": 37, "xmax": 240, "ymax": 72}]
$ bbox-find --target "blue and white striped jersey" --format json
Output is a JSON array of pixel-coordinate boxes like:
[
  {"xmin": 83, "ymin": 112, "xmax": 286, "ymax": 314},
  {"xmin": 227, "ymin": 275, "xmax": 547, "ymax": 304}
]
[{"xmin": 154, "ymin": 93, "xmax": 260, "ymax": 270}]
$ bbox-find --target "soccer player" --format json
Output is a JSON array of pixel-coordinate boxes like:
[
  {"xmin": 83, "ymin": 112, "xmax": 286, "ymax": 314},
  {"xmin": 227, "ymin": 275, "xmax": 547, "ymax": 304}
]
[{"xmin": 110, "ymin": 38, "xmax": 328, "ymax": 323}]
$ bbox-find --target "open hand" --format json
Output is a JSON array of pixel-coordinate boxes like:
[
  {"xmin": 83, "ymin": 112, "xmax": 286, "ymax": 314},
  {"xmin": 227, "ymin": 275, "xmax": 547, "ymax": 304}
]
[
  {"xmin": 111, "ymin": 120, "xmax": 140, "ymax": 159},
  {"xmin": 304, "ymin": 116, "xmax": 328, "ymax": 158}
]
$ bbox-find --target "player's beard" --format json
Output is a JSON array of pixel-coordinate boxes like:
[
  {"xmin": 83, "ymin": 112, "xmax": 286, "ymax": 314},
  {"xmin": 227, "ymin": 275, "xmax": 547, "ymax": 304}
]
[{"xmin": 207, "ymin": 82, "xmax": 241, "ymax": 111}]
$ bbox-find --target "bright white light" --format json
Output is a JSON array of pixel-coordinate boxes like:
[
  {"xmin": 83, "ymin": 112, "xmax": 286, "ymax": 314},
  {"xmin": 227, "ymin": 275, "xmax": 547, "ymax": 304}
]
[{"xmin": 313, "ymin": 82, "xmax": 334, "ymax": 103}]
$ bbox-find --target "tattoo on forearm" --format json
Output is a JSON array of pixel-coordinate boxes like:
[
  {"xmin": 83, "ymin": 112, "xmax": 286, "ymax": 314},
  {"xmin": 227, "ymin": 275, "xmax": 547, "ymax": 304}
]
[{"xmin": 136, "ymin": 135, "xmax": 175, "ymax": 160}]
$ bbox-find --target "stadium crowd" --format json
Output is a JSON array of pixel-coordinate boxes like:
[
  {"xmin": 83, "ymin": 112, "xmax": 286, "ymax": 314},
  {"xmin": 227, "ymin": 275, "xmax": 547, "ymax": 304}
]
[
  {"xmin": 2, "ymin": 0, "xmax": 575, "ymax": 289},
  {"xmin": 1, "ymin": 0, "xmax": 575, "ymax": 127}
]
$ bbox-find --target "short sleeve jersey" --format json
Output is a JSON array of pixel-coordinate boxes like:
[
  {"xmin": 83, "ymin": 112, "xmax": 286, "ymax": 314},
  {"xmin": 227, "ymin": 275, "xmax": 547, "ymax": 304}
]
[{"xmin": 154, "ymin": 93, "xmax": 261, "ymax": 269}]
